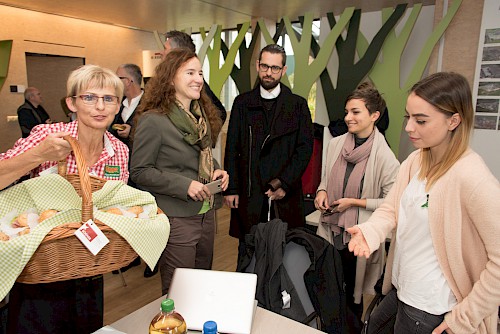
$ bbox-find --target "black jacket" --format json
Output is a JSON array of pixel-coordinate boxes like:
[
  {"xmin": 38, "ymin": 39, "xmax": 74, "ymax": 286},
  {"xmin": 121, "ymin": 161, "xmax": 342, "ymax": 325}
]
[
  {"xmin": 109, "ymin": 95, "xmax": 143, "ymax": 150},
  {"xmin": 237, "ymin": 219, "xmax": 347, "ymax": 333},
  {"xmin": 224, "ymin": 84, "xmax": 313, "ymax": 238},
  {"xmin": 17, "ymin": 101, "xmax": 50, "ymax": 138},
  {"xmin": 203, "ymin": 80, "xmax": 227, "ymax": 123}
]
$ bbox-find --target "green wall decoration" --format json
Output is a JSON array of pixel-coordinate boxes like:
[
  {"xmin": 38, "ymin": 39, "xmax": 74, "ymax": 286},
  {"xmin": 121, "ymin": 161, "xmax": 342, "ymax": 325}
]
[
  {"xmin": 220, "ymin": 23, "xmax": 262, "ymax": 94},
  {"xmin": 0, "ymin": 40, "xmax": 13, "ymax": 92},
  {"xmin": 198, "ymin": 24, "xmax": 218, "ymax": 67},
  {"xmin": 257, "ymin": 18, "xmax": 291, "ymax": 88},
  {"xmin": 200, "ymin": 22, "xmax": 250, "ymax": 97},
  {"xmin": 281, "ymin": 9, "xmax": 355, "ymax": 99},
  {"xmin": 191, "ymin": 1, "xmax": 462, "ymax": 155},
  {"xmin": 357, "ymin": 0, "xmax": 463, "ymax": 155},
  {"xmin": 304, "ymin": 5, "xmax": 406, "ymax": 123}
]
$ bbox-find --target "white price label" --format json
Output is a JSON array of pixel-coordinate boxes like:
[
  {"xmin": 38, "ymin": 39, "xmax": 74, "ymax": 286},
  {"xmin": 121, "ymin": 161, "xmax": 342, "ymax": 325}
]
[{"xmin": 74, "ymin": 219, "xmax": 109, "ymax": 255}]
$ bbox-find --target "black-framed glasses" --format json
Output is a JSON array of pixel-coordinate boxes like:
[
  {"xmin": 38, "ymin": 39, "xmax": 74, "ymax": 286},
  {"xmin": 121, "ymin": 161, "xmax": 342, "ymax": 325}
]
[
  {"xmin": 74, "ymin": 94, "xmax": 119, "ymax": 105},
  {"xmin": 259, "ymin": 63, "xmax": 283, "ymax": 74}
]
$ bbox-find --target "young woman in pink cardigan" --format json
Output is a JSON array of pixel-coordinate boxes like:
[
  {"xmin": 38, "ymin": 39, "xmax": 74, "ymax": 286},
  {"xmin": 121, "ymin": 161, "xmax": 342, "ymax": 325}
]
[{"xmin": 348, "ymin": 72, "xmax": 500, "ymax": 334}]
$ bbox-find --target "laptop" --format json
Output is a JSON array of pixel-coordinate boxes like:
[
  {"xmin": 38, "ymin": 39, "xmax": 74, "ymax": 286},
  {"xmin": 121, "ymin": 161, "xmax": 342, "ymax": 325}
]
[{"xmin": 167, "ymin": 268, "xmax": 258, "ymax": 334}]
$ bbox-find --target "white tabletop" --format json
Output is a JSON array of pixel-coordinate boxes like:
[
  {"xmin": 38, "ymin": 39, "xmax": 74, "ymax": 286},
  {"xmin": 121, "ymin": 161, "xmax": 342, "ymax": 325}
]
[
  {"xmin": 97, "ymin": 295, "xmax": 324, "ymax": 334},
  {"xmin": 306, "ymin": 209, "xmax": 321, "ymax": 227}
]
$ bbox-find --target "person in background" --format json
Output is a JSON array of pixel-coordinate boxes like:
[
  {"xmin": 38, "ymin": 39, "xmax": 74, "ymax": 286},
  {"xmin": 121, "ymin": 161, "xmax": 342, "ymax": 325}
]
[
  {"xmin": 1, "ymin": 64, "xmax": 127, "ymax": 334},
  {"xmin": 161, "ymin": 30, "xmax": 227, "ymax": 124},
  {"xmin": 348, "ymin": 72, "xmax": 500, "ymax": 334},
  {"xmin": 314, "ymin": 82, "xmax": 400, "ymax": 331},
  {"xmin": 109, "ymin": 63, "xmax": 144, "ymax": 273},
  {"xmin": 109, "ymin": 63, "xmax": 144, "ymax": 150},
  {"xmin": 130, "ymin": 48, "xmax": 228, "ymax": 295},
  {"xmin": 223, "ymin": 44, "xmax": 313, "ymax": 264},
  {"xmin": 17, "ymin": 87, "xmax": 52, "ymax": 138}
]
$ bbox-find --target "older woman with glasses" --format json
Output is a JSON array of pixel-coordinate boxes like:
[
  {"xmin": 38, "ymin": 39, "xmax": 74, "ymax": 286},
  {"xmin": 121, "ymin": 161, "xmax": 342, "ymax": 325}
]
[{"xmin": 0, "ymin": 64, "xmax": 128, "ymax": 334}]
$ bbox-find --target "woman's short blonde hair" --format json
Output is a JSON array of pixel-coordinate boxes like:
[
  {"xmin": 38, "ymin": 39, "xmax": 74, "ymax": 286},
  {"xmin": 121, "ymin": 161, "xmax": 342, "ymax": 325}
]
[{"xmin": 66, "ymin": 64, "xmax": 123, "ymax": 100}]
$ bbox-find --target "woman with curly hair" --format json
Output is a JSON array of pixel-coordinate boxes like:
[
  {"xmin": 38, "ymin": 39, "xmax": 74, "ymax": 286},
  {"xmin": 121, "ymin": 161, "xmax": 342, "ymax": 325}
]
[{"xmin": 130, "ymin": 48, "xmax": 228, "ymax": 294}]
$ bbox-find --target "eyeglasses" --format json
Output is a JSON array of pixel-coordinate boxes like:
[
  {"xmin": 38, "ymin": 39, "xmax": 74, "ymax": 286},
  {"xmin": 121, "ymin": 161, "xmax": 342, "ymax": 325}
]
[
  {"xmin": 74, "ymin": 94, "xmax": 119, "ymax": 105},
  {"xmin": 259, "ymin": 63, "xmax": 283, "ymax": 74}
]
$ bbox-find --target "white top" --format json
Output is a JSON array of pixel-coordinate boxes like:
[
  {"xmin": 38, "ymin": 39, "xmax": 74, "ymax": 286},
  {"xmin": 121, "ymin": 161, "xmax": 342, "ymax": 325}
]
[
  {"xmin": 392, "ymin": 173, "xmax": 457, "ymax": 315},
  {"xmin": 121, "ymin": 91, "xmax": 143, "ymax": 122},
  {"xmin": 260, "ymin": 84, "xmax": 281, "ymax": 99}
]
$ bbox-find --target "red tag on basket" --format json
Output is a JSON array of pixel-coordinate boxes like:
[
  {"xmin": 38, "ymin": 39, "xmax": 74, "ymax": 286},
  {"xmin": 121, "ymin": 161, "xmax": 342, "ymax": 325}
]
[{"xmin": 75, "ymin": 220, "xmax": 110, "ymax": 255}]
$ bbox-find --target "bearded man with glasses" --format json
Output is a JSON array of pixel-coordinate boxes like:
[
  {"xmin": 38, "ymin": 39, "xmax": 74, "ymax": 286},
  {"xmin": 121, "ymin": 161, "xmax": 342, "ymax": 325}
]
[{"xmin": 224, "ymin": 44, "xmax": 314, "ymax": 264}]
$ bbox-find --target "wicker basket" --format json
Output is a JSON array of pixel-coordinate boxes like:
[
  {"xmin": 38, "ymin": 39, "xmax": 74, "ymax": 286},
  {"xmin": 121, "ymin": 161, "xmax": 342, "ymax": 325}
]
[{"xmin": 16, "ymin": 135, "xmax": 137, "ymax": 284}]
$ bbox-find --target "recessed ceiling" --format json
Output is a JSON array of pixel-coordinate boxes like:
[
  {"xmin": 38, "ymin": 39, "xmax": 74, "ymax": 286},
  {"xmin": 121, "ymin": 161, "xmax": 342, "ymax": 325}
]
[{"xmin": 0, "ymin": 0, "xmax": 435, "ymax": 32}]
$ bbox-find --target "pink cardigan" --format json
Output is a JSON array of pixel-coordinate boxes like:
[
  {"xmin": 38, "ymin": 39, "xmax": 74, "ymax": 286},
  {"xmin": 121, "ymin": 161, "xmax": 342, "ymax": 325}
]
[{"xmin": 358, "ymin": 149, "xmax": 500, "ymax": 334}]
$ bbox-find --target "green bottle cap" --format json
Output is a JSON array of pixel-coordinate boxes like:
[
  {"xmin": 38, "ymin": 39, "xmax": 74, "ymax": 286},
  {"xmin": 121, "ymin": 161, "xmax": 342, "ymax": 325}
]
[{"xmin": 161, "ymin": 298, "xmax": 174, "ymax": 312}]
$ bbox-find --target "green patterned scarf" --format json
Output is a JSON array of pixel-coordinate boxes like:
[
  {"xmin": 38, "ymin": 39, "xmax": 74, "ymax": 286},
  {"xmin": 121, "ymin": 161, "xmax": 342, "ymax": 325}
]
[{"xmin": 167, "ymin": 101, "xmax": 214, "ymax": 185}]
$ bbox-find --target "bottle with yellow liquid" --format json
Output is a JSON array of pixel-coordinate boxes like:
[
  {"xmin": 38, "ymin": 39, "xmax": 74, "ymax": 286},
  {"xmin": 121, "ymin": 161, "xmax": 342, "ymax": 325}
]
[{"xmin": 149, "ymin": 298, "xmax": 187, "ymax": 334}]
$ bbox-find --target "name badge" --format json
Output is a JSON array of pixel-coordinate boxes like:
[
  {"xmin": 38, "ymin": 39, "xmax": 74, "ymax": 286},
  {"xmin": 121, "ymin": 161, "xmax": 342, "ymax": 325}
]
[
  {"xmin": 104, "ymin": 165, "xmax": 120, "ymax": 178},
  {"xmin": 75, "ymin": 220, "xmax": 109, "ymax": 255}
]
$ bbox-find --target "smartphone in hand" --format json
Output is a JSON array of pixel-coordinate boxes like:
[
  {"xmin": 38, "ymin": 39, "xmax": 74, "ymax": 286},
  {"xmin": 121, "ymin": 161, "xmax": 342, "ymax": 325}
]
[
  {"xmin": 205, "ymin": 179, "xmax": 222, "ymax": 194},
  {"xmin": 323, "ymin": 203, "xmax": 339, "ymax": 216}
]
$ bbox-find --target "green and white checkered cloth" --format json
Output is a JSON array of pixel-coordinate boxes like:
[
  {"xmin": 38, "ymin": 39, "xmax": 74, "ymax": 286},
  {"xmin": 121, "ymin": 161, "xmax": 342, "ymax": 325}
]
[{"xmin": 0, "ymin": 174, "xmax": 170, "ymax": 301}]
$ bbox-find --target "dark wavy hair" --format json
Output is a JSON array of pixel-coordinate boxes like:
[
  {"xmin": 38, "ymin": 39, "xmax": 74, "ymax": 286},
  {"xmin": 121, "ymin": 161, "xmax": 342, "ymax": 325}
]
[
  {"xmin": 345, "ymin": 82, "xmax": 386, "ymax": 117},
  {"xmin": 135, "ymin": 48, "xmax": 222, "ymax": 144}
]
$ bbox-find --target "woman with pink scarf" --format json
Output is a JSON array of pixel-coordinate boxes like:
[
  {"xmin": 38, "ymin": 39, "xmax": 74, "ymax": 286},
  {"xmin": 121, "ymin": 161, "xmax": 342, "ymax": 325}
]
[{"xmin": 314, "ymin": 82, "xmax": 400, "ymax": 330}]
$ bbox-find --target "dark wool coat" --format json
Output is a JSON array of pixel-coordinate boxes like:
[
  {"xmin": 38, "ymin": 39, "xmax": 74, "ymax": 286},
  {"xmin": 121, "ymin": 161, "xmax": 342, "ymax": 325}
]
[{"xmin": 224, "ymin": 84, "xmax": 313, "ymax": 238}]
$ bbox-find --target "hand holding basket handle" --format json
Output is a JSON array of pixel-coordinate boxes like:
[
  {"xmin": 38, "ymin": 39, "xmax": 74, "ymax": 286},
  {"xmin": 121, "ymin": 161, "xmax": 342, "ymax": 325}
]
[
  {"xmin": 57, "ymin": 135, "xmax": 96, "ymax": 222},
  {"xmin": 17, "ymin": 135, "xmax": 136, "ymax": 284}
]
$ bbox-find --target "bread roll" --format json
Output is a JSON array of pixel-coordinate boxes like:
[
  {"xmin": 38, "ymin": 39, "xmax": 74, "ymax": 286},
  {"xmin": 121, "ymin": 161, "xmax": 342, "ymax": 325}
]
[
  {"xmin": 0, "ymin": 231, "xmax": 9, "ymax": 241},
  {"xmin": 19, "ymin": 228, "xmax": 30, "ymax": 236},
  {"xmin": 15, "ymin": 213, "xmax": 28, "ymax": 227},
  {"xmin": 112, "ymin": 124, "xmax": 126, "ymax": 131},
  {"xmin": 127, "ymin": 206, "xmax": 144, "ymax": 217},
  {"xmin": 39, "ymin": 209, "xmax": 58, "ymax": 222},
  {"xmin": 106, "ymin": 207, "xmax": 123, "ymax": 215}
]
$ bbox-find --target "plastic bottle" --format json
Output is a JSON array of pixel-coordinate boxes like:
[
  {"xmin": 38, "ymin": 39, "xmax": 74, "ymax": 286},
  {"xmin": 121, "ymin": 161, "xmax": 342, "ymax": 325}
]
[
  {"xmin": 149, "ymin": 298, "xmax": 187, "ymax": 334},
  {"xmin": 202, "ymin": 320, "xmax": 218, "ymax": 334}
]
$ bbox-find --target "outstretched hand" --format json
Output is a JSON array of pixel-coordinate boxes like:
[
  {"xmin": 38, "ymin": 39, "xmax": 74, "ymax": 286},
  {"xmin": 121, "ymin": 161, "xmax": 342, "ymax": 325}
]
[{"xmin": 347, "ymin": 226, "xmax": 370, "ymax": 258}]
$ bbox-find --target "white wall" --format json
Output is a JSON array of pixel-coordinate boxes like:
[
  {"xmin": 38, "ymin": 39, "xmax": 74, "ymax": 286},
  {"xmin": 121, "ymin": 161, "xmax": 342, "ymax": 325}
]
[{"xmin": 0, "ymin": 5, "xmax": 158, "ymax": 152}]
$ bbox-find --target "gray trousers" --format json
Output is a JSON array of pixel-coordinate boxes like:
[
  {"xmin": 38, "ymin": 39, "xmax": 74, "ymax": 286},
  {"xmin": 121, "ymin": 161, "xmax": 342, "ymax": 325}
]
[{"xmin": 159, "ymin": 209, "xmax": 215, "ymax": 295}]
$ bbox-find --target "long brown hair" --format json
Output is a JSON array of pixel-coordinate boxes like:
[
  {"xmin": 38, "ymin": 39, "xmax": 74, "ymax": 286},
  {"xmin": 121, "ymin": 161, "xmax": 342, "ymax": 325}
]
[
  {"xmin": 411, "ymin": 72, "xmax": 473, "ymax": 189},
  {"xmin": 135, "ymin": 49, "xmax": 222, "ymax": 143}
]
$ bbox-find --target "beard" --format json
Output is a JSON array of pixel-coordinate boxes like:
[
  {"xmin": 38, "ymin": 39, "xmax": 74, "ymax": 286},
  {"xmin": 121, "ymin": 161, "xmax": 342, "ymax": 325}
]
[{"xmin": 259, "ymin": 75, "xmax": 280, "ymax": 90}]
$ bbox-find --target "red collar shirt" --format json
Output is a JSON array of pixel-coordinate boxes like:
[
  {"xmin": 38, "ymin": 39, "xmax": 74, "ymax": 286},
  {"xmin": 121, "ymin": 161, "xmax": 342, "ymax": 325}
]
[{"xmin": 0, "ymin": 121, "xmax": 129, "ymax": 182}]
